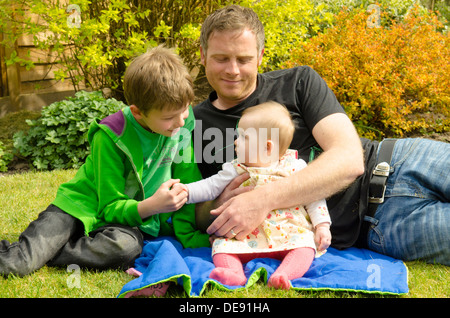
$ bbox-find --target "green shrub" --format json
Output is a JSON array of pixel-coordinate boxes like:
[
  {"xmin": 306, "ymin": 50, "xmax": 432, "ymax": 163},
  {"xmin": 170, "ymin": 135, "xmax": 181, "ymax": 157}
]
[
  {"xmin": 284, "ymin": 6, "xmax": 450, "ymax": 139},
  {"xmin": 243, "ymin": 0, "xmax": 437, "ymax": 72},
  {"xmin": 0, "ymin": 0, "xmax": 233, "ymax": 98},
  {"xmin": 0, "ymin": 142, "xmax": 13, "ymax": 172},
  {"xmin": 314, "ymin": 0, "xmax": 426, "ymax": 21},
  {"xmin": 242, "ymin": 0, "xmax": 334, "ymax": 72},
  {"xmin": 13, "ymin": 91, "xmax": 126, "ymax": 170}
]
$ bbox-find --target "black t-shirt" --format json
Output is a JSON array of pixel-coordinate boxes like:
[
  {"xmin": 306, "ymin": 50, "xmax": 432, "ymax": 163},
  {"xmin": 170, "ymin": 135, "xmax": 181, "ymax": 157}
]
[{"xmin": 193, "ymin": 66, "xmax": 378, "ymax": 249}]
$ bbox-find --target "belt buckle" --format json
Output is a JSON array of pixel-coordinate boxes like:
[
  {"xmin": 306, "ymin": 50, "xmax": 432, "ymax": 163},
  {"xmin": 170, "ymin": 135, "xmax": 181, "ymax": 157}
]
[
  {"xmin": 369, "ymin": 162, "xmax": 390, "ymax": 204},
  {"xmin": 369, "ymin": 187, "xmax": 386, "ymax": 203},
  {"xmin": 373, "ymin": 161, "xmax": 390, "ymax": 177}
]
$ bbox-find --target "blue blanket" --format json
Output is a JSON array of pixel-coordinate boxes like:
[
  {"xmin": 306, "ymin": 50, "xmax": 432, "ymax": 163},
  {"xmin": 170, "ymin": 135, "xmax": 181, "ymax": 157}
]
[{"xmin": 117, "ymin": 236, "xmax": 408, "ymax": 297}]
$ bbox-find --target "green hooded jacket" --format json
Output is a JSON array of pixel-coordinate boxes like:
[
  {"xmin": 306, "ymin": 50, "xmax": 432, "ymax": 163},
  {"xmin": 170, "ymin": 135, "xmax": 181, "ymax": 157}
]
[{"xmin": 52, "ymin": 106, "xmax": 210, "ymax": 248}]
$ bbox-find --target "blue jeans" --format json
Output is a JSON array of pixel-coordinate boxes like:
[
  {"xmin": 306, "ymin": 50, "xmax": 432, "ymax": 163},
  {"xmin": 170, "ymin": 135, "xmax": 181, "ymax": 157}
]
[{"xmin": 367, "ymin": 138, "xmax": 450, "ymax": 265}]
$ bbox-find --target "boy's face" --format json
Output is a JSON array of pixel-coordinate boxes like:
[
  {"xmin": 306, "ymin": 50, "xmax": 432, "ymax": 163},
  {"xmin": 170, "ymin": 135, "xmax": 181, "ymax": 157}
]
[{"xmin": 131, "ymin": 105, "xmax": 190, "ymax": 137}]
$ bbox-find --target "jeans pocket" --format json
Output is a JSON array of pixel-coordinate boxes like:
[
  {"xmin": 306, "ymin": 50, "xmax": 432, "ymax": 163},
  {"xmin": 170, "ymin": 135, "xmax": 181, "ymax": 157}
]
[{"xmin": 368, "ymin": 225, "xmax": 385, "ymax": 255}]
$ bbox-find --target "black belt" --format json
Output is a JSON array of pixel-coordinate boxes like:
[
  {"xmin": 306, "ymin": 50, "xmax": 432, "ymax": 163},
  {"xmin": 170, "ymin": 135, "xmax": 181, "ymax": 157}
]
[
  {"xmin": 357, "ymin": 139, "xmax": 396, "ymax": 247},
  {"xmin": 366, "ymin": 139, "xmax": 397, "ymax": 217}
]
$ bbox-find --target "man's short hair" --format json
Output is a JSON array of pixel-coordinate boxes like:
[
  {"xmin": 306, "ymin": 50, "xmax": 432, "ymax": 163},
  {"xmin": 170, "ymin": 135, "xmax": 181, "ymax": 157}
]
[{"xmin": 200, "ymin": 5, "xmax": 265, "ymax": 55}]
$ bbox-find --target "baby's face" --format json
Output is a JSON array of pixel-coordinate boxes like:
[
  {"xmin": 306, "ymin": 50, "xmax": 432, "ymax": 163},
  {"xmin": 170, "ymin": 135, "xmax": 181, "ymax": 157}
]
[{"xmin": 235, "ymin": 116, "xmax": 279, "ymax": 167}]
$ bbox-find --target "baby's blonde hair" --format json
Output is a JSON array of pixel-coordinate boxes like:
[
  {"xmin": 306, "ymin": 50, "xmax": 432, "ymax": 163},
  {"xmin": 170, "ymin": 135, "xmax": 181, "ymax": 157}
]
[{"xmin": 241, "ymin": 101, "xmax": 295, "ymax": 156}]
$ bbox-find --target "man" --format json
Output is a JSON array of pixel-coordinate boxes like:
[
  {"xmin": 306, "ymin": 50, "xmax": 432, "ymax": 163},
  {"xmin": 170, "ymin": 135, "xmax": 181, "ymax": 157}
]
[{"xmin": 193, "ymin": 5, "xmax": 449, "ymax": 265}]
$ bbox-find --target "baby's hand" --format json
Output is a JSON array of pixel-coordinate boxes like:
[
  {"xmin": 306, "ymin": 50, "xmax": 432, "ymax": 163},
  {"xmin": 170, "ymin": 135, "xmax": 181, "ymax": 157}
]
[
  {"xmin": 141, "ymin": 179, "xmax": 187, "ymax": 215},
  {"xmin": 314, "ymin": 223, "xmax": 331, "ymax": 252},
  {"xmin": 172, "ymin": 182, "xmax": 188, "ymax": 194}
]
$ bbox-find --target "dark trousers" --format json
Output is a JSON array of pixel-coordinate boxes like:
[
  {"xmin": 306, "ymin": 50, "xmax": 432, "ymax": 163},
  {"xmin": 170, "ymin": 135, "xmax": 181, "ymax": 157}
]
[{"xmin": 0, "ymin": 204, "xmax": 143, "ymax": 276}]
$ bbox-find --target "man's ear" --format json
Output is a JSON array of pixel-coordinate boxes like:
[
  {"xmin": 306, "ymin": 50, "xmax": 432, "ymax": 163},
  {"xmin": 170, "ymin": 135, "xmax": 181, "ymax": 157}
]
[
  {"xmin": 257, "ymin": 48, "xmax": 265, "ymax": 67},
  {"xmin": 129, "ymin": 105, "xmax": 143, "ymax": 119},
  {"xmin": 200, "ymin": 47, "xmax": 206, "ymax": 66}
]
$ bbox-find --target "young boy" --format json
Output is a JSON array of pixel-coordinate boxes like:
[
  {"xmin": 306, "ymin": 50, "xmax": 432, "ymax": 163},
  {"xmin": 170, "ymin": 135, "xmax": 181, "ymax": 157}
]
[{"xmin": 0, "ymin": 46, "xmax": 208, "ymax": 277}]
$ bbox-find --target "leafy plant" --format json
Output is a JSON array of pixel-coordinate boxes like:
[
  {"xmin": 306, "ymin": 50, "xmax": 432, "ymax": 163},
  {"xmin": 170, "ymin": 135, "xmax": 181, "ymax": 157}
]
[
  {"xmin": 13, "ymin": 91, "xmax": 126, "ymax": 170},
  {"xmin": 175, "ymin": 23, "xmax": 202, "ymax": 76},
  {"xmin": 0, "ymin": 142, "xmax": 13, "ymax": 172},
  {"xmin": 313, "ymin": 0, "xmax": 426, "ymax": 22},
  {"xmin": 284, "ymin": 5, "xmax": 450, "ymax": 139},
  {"xmin": 0, "ymin": 0, "xmax": 233, "ymax": 99},
  {"xmin": 241, "ymin": 0, "xmax": 334, "ymax": 72}
]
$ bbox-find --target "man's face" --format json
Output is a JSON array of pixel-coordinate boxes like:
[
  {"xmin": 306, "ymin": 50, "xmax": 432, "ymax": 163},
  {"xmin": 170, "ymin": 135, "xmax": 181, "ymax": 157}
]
[{"xmin": 200, "ymin": 28, "xmax": 264, "ymax": 110}]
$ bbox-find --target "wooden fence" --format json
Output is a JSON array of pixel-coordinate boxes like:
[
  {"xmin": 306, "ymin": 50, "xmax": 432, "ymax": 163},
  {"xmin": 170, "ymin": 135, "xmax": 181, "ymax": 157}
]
[{"xmin": 0, "ymin": 1, "xmax": 77, "ymax": 117}]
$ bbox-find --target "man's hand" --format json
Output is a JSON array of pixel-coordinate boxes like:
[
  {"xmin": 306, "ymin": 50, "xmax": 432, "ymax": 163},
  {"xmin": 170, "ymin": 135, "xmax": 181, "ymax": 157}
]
[
  {"xmin": 195, "ymin": 172, "xmax": 253, "ymax": 232},
  {"xmin": 207, "ymin": 186, "xmax": 270, "ymax": 241},
  {"xmin": 214, "ymin": 172, "xmax": 253, "ymax": 208}
]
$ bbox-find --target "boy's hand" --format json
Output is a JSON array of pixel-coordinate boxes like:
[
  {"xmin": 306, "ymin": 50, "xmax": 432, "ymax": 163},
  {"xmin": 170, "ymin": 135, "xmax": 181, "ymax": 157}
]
[
  {"xmin": 152, "ymin": 179, "xmax": 188, "ymax": 213},
  {"xmin": 137, "ymin": 179, "xmax": 188, "ymax": 219},
  {"xmin": 314, "ymin": 223, "xmax": 331, "ymax": 252}
]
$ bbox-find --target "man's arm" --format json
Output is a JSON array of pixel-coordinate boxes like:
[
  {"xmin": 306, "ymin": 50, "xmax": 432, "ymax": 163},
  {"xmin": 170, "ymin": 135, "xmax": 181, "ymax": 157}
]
[
  {"xmin": 206, "ymin": 113, "xmax": 365, "ymax": 240},
  {"xmin": 195, "ymin": 172, "xmax": 252, "ymax": 232}
]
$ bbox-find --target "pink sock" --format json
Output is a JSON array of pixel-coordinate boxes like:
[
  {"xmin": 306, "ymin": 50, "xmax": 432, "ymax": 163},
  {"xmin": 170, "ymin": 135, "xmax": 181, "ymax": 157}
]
[
  {"xmin": 210, "ymin": 253, "xmax": 247, "ymax": 286},
  {"xmin": 268, "ymin": 247, "xmax": 315, "ymax": 290},
  {"xmin": 124, "ymin": 268, "xmax": 170, "ymax": 297}
]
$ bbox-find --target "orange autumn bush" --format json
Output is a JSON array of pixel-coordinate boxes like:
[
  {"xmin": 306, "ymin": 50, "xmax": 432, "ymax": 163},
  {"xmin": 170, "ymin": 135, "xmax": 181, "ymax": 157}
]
[{"xmin": 284, "ymin": 6, "xmax": 450, "ymax": 139}]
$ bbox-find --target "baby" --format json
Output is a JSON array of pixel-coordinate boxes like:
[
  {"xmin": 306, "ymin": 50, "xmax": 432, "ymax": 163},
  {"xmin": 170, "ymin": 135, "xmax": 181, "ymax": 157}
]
[{"xmin": 185, "ymin": 101, "xmax": 331, "ymax": 290}]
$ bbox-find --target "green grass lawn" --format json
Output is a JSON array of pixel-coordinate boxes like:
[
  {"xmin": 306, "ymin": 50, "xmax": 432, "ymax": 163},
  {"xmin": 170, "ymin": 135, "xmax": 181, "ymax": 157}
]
[{"xmin": 0, "ymin": 169, "xmax": 448, "ymax": 298}]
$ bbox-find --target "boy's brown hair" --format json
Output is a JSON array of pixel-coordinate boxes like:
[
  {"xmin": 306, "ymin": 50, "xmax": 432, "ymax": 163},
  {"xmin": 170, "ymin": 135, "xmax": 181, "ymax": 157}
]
[
  {"xmin": 123, "ymin": 45, "xmax": 194, "ymax": 114},
  {"xmin": 241, "ymin": 101, "xmax": 295, "ymax": 156},
  {"xmin": 200, "ymin": 5, "xmax": 265, "ymax": 55}
]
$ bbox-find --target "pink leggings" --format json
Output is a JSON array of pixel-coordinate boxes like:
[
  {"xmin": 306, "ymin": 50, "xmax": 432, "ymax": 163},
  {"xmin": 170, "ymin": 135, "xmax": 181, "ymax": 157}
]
[{"xmin": 210, "ymin": 247, "xmax": 315, "ymax": 290}]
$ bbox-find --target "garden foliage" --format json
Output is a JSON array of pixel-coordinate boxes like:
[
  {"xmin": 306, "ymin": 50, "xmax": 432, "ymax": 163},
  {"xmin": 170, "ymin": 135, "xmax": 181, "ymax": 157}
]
[
  {"xmin": 0, "ymin": 0, "xmax": 233, "ymax": 97},
  {"xmin": 13, "ymin": 91, "xmax": 125, "ymax": 170},
  {"xmin": 284, "ymin": 6, "xmax": 450, "ymax": 139},
  {"xmin": 241, "ymin": 0, "xmax": 334, "ymax": 72},
  {"xmin": 1, "ymin": 1, "xmax": 449, "ymax": 172},
  {"xmin": 0, "ymin": 142, "xmax": 13, "ymax": 172},
  {"xmin": 2, "ymin": 0, "xmax": 445, "ymax": 94}
]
